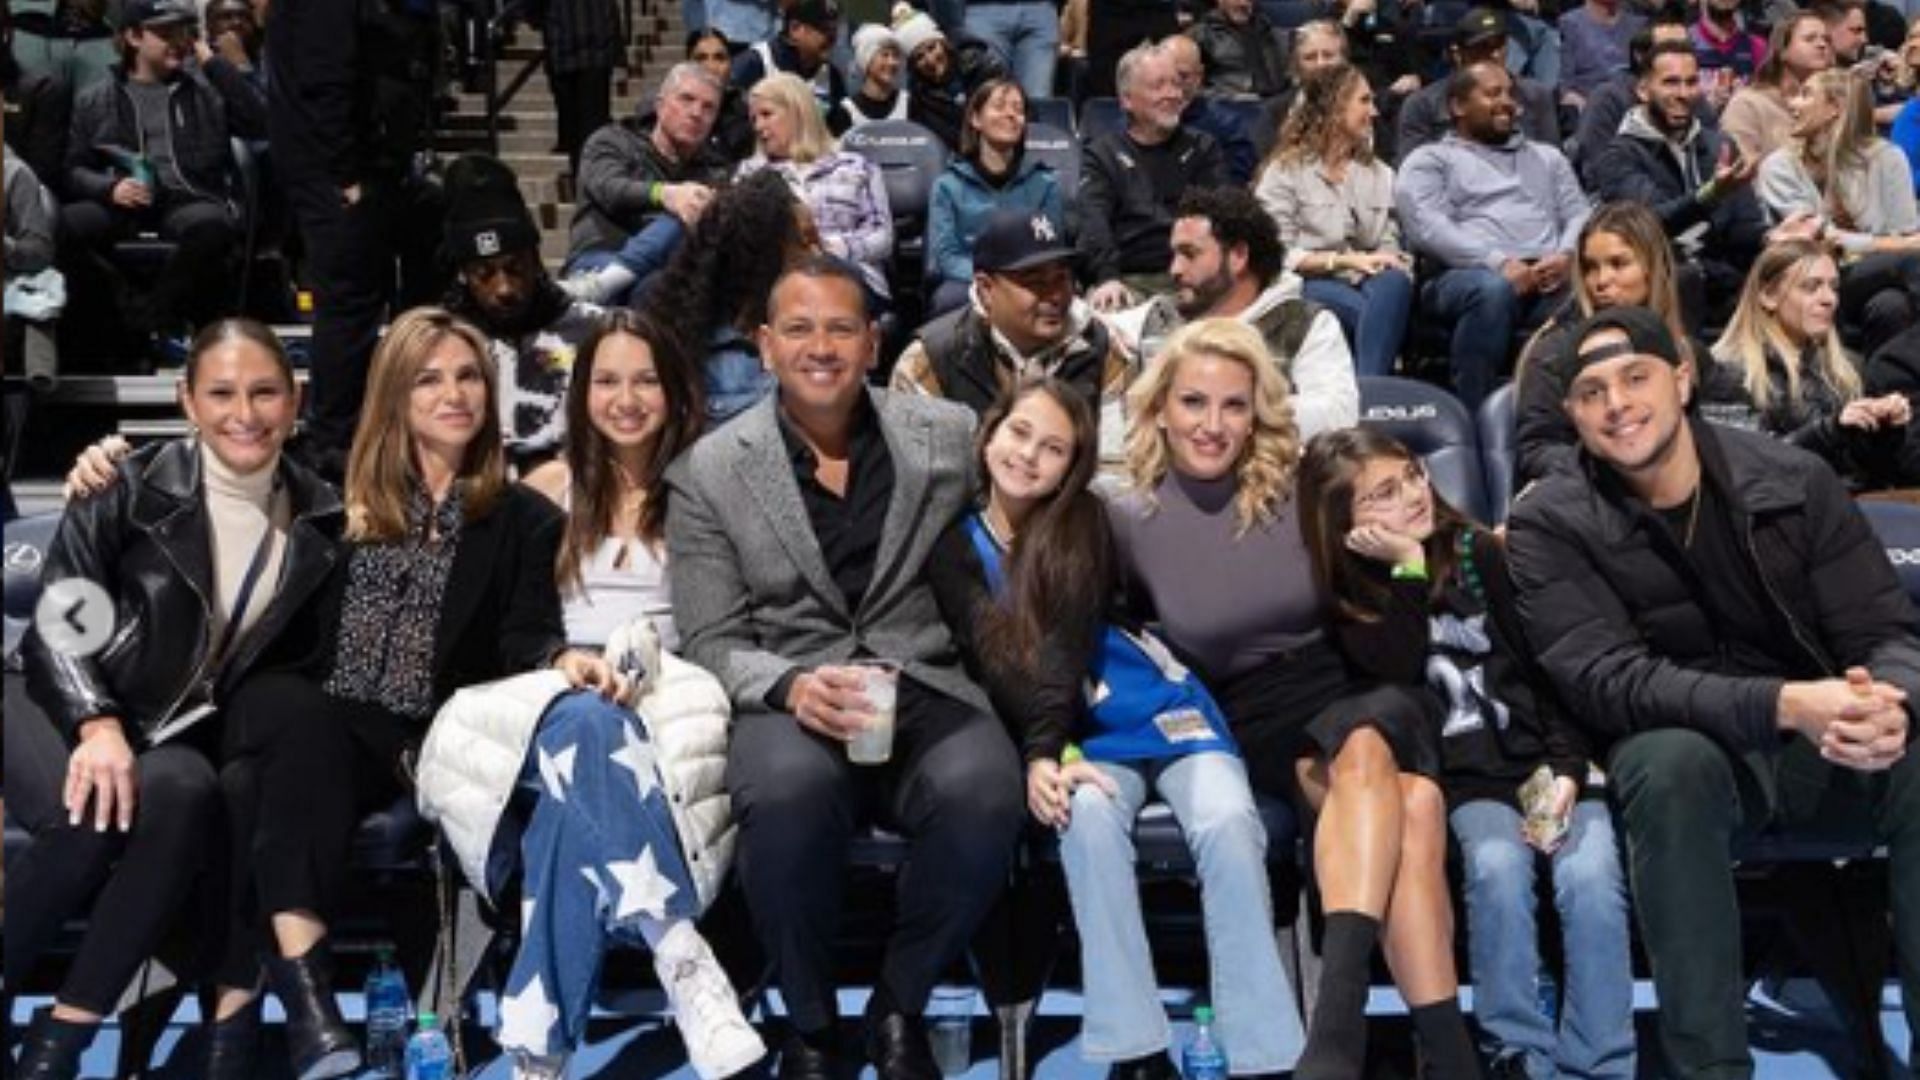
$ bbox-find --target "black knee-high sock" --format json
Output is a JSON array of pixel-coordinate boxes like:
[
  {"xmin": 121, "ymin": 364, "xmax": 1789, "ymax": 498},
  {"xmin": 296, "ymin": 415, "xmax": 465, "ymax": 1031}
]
[
  {"xmin": 1409, "ymin": 997, "xmax": 1483, "ymax": 1079},
  {"xmin": 1296, "ymin": 910, "xmax": 1380, "ymax": 1080}
]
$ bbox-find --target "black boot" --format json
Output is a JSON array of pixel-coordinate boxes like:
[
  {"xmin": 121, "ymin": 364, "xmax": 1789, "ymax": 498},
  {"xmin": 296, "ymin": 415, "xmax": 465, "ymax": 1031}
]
[
  {"xmin": 14, "ymin": 1010, "xmax": 95, "ymax": 1080},
  {"xmin": 263, "ymin": 941, "xmax": 362, "ymax": 1080},
  {"xmin": 201, "ymin": 996, "xmax": 262, "ymax": 1080}
]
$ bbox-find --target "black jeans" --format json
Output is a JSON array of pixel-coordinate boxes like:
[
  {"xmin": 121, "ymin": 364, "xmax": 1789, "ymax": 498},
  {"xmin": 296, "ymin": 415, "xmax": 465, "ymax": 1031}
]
[
  {"xmin": 723, "ymin": 681, "xmax": 1024, "ymax": 1032},
  {"xmin": 216, "ymin": 671, "xmax": 415, "ymax": 981},
  {"xmin": 284, "ymin": 175, "xmax": 398, "ymax": 463},
  {"xmin": 60, "ymin": 197, "xmax": 238, "ymax": 331},
  {"xmin": 1608, "ymin": 728, "xmax": 1920, "ymax": 1078},
  {"xmin": 3, "ymin": 699, "xmax": 230, "ymax": 1015},
  {"xmin": 548, "ymin": 64, "xmax": 612, "ymax": 177}
]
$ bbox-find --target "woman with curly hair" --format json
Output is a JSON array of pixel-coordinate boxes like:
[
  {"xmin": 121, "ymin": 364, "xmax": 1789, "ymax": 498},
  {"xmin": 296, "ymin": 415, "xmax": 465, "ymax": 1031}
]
[
  {"xmin": 1110, "ymin": 319, "xmax": 1477, "ymax": 1079},
  {"xmin": 641, "ymin": 169, "xmax": 820, "ymax": 423},
  {"xmin": 1254, "ymin": 63, "xmax": 1413, "ymax": 378}
]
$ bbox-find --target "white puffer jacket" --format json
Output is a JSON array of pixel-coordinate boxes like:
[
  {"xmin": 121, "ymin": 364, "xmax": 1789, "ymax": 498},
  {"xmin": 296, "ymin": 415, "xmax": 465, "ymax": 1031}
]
[{"xmin": 415, "ymin": 620, "xmax": 737, "ymax": 911}]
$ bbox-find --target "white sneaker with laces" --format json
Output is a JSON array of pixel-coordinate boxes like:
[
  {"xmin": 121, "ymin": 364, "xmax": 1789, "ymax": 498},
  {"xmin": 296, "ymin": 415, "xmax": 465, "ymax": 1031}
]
[{"xmin": 654, "ymin": 929, "xmax": 767, "ymax": 1079}]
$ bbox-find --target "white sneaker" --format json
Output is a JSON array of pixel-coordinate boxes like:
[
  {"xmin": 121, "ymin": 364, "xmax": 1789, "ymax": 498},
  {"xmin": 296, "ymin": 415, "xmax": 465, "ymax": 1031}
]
[
  {"xmin": 511, "ymin": 1049, "xmax": 570, "ymax": 1079},
  {"xmin": 654, "ymin": 932, "xmax": 767, "ymax": 1079}
]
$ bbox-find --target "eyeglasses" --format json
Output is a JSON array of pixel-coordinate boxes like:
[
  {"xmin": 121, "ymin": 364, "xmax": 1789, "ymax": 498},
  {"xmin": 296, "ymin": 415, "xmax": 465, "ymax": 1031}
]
[{"xmin": 1354, "ymin": 461, "xmax": 1429, "ymax": 513}]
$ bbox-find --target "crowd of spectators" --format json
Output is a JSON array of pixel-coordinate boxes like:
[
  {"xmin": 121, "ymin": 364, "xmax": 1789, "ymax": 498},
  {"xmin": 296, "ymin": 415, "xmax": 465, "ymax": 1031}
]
[{"xmin": 9, "ymin": 0, "xmax": 1920, "ymax": 1078}]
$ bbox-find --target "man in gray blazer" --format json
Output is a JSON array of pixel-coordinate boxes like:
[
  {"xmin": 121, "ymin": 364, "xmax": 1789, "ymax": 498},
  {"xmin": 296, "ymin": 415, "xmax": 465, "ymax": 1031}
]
[{"xmin": 666, "ymin": 258, "xmax": 1024, "ymax": 1080}]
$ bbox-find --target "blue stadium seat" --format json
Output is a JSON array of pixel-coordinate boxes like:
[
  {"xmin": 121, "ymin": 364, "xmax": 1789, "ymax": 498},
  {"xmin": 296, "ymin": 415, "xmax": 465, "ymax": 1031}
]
[
  {"xmin": 1079, "ymin": 97, "xmax": 1125, "ymax": 144},
  {"xmin": 1356, "ymin": 376, "xmax": 1492, "ymax": 523},
  {"xmin": 1023, "ymin": 122, "xmax": 1082, "ymax": 233},
  {"xmin": 4, "ymin": 510, "xmax": 59, "ymax": 661},
  {"xmin": 1027, "ymin": 96, "xmax": 1075, "ymax": 135},
  {"xmin": 1476, "ymin": 382, "xmax": 1516, "ymax": 525},
  {"xmin": 841, "ymin": 120, "xmax": 950, "ymax": 296},
  {"xmin": 1857, "ymin": 498, "xmax": 1920, "ymax": 625}
]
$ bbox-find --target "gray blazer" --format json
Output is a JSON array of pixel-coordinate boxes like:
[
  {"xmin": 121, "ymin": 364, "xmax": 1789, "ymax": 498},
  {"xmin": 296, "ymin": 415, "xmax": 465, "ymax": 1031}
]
[{"xmin": 665, "ymin": 388, "xmax": 992, "ymax": 716}]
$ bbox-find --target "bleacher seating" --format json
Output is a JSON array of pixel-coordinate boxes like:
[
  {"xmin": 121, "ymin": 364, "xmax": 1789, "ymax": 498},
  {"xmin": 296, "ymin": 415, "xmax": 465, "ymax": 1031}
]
[
  {"xmin": 1027, "ymin": 96, "xmax": 1076, "ymax": 135},
  {"xmin": 1356, "ymin": 375, "xmax": 1493, "ymax": 523},
  {"xmin": 841, "ymin": 119, "xmax": 949, "ymax": 303},
  {"xmin": 1475, "ymin": 382, "xmax": 1516, "ymax": 525},
  {"xmin": 1079, "ymin": 97, "xmax": 1125, "ymax": 144},
  {"xmin": 1023, "ymin": 122, "xmax": 1083, "ymax": 237}
]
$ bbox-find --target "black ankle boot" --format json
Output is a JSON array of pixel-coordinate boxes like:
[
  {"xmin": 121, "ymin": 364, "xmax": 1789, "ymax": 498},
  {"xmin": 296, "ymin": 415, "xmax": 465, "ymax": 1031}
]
[
  {"xmin": 201, "ymin": 996, "xmax": 262, "ymax": 1080},
  {"xmin": 14, "ymin": 1010, "xmax": 96, "ymax": 1080},
  {"xmin": 264, "ymin": 941, "xmax": 362, "ymax": 1080}
]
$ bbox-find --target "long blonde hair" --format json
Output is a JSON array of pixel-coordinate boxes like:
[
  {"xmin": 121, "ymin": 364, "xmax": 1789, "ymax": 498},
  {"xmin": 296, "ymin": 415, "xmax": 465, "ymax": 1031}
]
[
  {"xmin": 1709, "ymin": 239, "xmax": 1860, "ymax": 411},
  {"xmin": 343, "ymin": 307, "xmax": 506, "ymax": 542},
  {"xmin": 1795, "ymin": 68, "xmax": 1881, "ymax": 226},
  {"xmin": 1125, "ymin": 318, "xmax": 1301, "ymax": 534},
  {"xmin": 750, "ymin": 72, "xmax": 837, "ymax": 164}
]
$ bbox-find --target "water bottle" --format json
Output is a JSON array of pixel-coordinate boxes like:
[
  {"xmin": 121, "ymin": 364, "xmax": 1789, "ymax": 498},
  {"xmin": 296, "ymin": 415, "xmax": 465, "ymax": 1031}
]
[
  {"xmin": 1535, "ymin": 970, "xmax": 1560, "ymax": 1024},
  {"xmin": 404, "ymin": 1012, "xmax": 454, "ymax": 1080},
  {"xmin": 1182, "ymin": 1006, "xmax": 1229, "ymax": 1080},
  {"xmin": 364, "ymin": 947, "xmax": 412, "ymax": 1077}
]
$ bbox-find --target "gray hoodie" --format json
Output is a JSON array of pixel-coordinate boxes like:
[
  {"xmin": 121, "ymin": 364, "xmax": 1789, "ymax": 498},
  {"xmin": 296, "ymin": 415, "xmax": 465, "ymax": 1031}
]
[{"xmin": 4, "ymin": 153, "xmax": 55, "ymax": 276}]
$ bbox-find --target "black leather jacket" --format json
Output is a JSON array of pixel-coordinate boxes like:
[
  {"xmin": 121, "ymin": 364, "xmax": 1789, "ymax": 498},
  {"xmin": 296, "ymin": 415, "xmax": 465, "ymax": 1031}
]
[{"xmin": 23, "ymin": 440, "xmax": 344, "ymax": 744}]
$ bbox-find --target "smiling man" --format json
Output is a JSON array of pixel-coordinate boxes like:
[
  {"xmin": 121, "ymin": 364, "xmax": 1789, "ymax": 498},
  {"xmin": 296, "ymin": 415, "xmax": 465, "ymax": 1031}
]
[
  {"xmin": 1507, "ymin": 305, "xmax": 1920, "ymax": 1080},
  {"xmin": 891, "ymin": 209, "xmax": 1135, "ymax": 466},
  {"xmin": 1396, "ymin": 59, "xmax": 1588, "ymax": 409},
  {"xmin": 667, "ymin": 257, "xmax": 1023, "ymax": 1080}
]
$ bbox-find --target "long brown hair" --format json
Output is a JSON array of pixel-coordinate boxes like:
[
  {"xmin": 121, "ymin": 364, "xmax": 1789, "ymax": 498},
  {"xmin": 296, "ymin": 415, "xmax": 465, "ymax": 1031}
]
[
  {"xmin": 1516, "ymin": 202, "xmax": 1692, "ymax": 385},
  {"xmin": 1795, "ymin": 68, "xmax": 1881, "ymax": 224},
  {"xmin": 343, "ymin": 307, "xmax": 506, "ymax": 542},
  {"xmin": 557, "ymin": 308, "xmax": 706, "ymax": 592},
  {"xmin": 974, "ymin": 378, "xmax": 1113, "ymax": 679},
  {"xmin": 959, "ymin": 77, "xmax": 1028, "ymax": 162},
  {"xmin": 1298, "ymin": 428, "xmax": 1476, "ymax": 623},
  {"xmin": 1755, "ymin": 11, "xmax": 1827, "ymax": 88},
  {"xmin": 1268, "ymin": 63, "xmax": 1373, "ymax": 174}
]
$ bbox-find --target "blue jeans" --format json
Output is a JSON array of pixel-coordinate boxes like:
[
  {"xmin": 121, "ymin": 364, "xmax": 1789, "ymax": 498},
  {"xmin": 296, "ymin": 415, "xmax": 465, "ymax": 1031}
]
[
  {"xmin": 928, "ymin": 0, "xmax": 967, "ymax": 31},
  {"xmin": 703, "ymin": 0, "xmax": 777, "ymax": 45},
  {"xmin": 1302, "ymin": 268, "xmax": 1414, "ymax": 378},
  {"xmin": 563, "ymin": 215, "xmax": 686, "ymax": 308},
  {"xmin": 1059, "ymin": 752, "xmax": 1305, "ymax": 1073},
  {"xmin": 1450, "ymin": 799, "xmax": 1636, "ymax": 1080},
  {"xmin": 963, "ymin": 3, "xmax": 1060, "ymax": 100},
  {"xmin": 1505, "ymin": 13, "xmax": 1562, "ymax": 88},
  {"xmin": 1421, "ymin": 268, "xmax": 1562, "ymax": 410},
  {"xmin": 499, "ymin": 692, "xmax": 702, "ymax": 1057}
]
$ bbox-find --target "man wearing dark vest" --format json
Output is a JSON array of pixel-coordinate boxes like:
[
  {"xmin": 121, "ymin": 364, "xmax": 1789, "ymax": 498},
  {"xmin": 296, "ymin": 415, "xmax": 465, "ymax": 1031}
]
[
  {"xmin": 891, "ymin": 208, "xmax": 1135, "ymax": 468},
  {"xmin": 1111, "ymin": 186, "xmax": 1358, "ymax": 440}
]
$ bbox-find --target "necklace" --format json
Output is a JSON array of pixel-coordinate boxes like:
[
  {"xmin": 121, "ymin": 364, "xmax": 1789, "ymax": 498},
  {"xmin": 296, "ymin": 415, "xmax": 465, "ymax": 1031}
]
[
  {"xmin": 1682, "ymin": 482, "xmax": 1703, "ymax": 549},
  {"xmin": 982, "ymin": 501, "xmax": 1017, "ymax": 549}
]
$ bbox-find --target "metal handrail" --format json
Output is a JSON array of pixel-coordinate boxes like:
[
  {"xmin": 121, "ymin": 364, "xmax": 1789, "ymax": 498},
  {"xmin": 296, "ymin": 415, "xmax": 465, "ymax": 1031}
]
[{"xmin": 478, "ymin": 0, "xmax": 652, "ymax": 158}]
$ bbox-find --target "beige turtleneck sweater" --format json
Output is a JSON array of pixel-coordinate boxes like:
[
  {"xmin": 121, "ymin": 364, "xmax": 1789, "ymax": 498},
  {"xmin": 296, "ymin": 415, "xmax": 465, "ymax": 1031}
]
[{"xmin": 201, "ymin": 445, "xmax": 292, "ymax": 659}]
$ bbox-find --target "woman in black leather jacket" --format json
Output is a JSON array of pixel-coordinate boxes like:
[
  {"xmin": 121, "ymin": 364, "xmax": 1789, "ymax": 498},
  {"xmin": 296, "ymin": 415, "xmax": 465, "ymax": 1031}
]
[{"xmin": 11, "ymin": 318, "xmax": 345, "ymax": 1080}]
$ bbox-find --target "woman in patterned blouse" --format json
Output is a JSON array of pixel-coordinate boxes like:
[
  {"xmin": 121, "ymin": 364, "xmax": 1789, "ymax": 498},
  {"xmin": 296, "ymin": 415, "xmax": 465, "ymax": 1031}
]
[{"xmin": 214, "ymin": 307, "xmax": 623, "ymax": 1078}]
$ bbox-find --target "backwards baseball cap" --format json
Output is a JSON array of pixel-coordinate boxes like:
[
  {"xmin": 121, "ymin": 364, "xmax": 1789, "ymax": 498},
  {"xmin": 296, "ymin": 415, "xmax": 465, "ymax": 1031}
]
[
  {"xmin": 1457, "ymin": 7, "xmax": 1508, "ymax": 46},
  {"xmin": 126, "ymin": 0, "xmax": 197, "ymax": 28},
  {"xmin": 442, "ymin": 154, "xmax": 541, "ymax": 263},
  {"xmin": 974, "ymin": 209, "xmax": 1074, "ymax": 274},
  {"xmin": 1571, "ymin": 306, "xmax": 1684, "ymax": 375},
  {"xmin": 786, "ymin": 0, "xmax": 840, "ymax": 34}
]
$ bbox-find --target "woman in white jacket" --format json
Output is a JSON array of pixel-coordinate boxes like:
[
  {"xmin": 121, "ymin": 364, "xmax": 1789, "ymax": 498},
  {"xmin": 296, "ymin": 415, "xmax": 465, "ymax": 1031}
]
[{"xmin": 421, "ymin": 309, "xmax": 765, "ymax": 1080}]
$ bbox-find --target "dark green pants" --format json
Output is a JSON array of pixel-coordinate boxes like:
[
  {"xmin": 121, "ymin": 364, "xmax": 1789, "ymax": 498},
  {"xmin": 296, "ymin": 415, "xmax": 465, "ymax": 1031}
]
[{"xmin": 1608, "ymin": 728, "xmax": 1920, "ymax": 1079}]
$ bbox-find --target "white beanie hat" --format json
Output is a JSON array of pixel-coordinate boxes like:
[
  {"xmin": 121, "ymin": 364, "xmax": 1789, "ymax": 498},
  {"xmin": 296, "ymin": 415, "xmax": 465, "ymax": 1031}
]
[
  {"xmin": 853, "ymin": 22, "xmax": 901, "ymax": 76},
  {"xmin": 890, "ymin": 2, "xmax": 945, "ymax": 59}
]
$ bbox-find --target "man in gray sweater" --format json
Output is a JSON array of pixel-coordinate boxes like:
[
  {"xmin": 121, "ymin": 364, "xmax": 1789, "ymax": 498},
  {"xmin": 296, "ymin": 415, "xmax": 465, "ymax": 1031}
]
[{"xmin": 1395, "ymin": 61, "xmax": 1590, "ymax": 409}]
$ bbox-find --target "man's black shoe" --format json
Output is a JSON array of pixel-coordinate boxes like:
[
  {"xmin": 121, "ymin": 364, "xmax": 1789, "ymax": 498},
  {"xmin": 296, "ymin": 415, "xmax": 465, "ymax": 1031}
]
[
  {"xmin": 863, "ymin": 1011, "xmax": 941, "ymax": 1080},
  {"xmin": 777, "ymin": 1030, "xmax": 837, "ymax": 1080}
]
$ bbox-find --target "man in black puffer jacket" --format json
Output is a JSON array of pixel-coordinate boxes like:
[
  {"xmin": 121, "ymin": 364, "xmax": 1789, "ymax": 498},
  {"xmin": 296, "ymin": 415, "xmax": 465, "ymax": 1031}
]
[
  {"xmin": 1189, "ymin": 0, "xmax": 1287, "ymax": 98},
  {"xmin": 1508, "ymin": 306, "xmax": 1920, "ymax": 1080}
]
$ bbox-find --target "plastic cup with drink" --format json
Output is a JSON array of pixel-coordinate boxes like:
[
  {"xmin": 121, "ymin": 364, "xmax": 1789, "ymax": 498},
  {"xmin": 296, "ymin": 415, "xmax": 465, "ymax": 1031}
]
[{"xmin": 846, "ymin": 659, "xmax": 898, "ymax": 765}]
